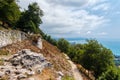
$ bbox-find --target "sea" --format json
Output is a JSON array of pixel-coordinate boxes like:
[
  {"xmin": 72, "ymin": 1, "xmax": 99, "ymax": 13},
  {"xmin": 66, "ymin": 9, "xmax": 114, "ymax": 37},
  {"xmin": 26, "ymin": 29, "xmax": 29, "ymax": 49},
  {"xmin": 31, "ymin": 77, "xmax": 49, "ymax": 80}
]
[
  {"xmin": 67, "ymin": 38, "xmax": 120, "ymax": 56},
  {"xmin": 99, "ymin": 40, "xmax": 120, "ymax": 56}
]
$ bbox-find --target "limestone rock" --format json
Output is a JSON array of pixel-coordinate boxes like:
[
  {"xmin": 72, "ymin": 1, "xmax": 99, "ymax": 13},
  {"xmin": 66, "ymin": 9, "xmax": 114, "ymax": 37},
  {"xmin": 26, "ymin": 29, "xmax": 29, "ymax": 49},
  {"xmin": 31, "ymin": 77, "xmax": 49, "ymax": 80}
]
[
  {"xmin": 0, "ymin": 49, "xmax": 51, "ymax": 80},
  {"xmin": 0, "ymin": 72, "xmax": 4, "ymax": 78},
  {"xmin": 0, "ymin": 30, "xmax": 27, "ymax": 48},
  {"xmin": 36, "ymin": 38, "xmax": 42, "ymax": 49}
]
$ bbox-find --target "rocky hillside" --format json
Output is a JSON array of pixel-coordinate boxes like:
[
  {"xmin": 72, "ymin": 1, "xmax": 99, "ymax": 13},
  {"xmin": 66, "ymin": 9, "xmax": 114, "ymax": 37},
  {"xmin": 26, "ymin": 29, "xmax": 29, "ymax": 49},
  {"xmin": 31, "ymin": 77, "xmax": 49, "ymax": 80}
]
[{"xmin": 0, "ymin": 32, "xmax": 73, "ymax": 80}]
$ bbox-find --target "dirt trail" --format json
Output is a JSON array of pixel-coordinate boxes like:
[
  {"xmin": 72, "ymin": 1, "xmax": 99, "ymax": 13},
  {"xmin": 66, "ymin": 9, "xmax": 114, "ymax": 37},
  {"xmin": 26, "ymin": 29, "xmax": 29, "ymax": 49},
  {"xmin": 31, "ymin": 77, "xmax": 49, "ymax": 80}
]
[{"xmin": 64, "ymin": 54, "xmax": 83, "ymax": 80}]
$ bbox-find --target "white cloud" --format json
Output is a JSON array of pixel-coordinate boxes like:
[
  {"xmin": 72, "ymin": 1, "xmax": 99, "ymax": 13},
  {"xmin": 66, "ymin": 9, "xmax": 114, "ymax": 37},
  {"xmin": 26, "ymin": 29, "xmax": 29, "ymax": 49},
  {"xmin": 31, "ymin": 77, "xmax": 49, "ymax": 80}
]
[
  {"xmin": 87, "ymin": 0, "xmax": 107, "ymax": 6},
  {"xmin": 86, "ymin": 31, "xmax": 92, "ymax": 34},
  {"xmin": 92, "ymin": 3, "xmax": 110, "ymax": 11},
  {"xmin": 18, "ymin": 0, "xmax": 109, "ymax": 38},
  {"xmin": 46, "ymin": 0, "xmax": 88, "ymax": 7}
]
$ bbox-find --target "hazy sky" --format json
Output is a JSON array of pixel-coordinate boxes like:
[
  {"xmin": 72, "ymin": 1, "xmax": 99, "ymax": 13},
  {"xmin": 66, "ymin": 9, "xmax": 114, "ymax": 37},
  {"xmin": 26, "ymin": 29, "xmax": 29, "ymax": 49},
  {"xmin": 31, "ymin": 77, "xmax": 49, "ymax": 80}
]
[{"xmin": 18, "ymin": 0, "xmax": 120, "ymax": 40}]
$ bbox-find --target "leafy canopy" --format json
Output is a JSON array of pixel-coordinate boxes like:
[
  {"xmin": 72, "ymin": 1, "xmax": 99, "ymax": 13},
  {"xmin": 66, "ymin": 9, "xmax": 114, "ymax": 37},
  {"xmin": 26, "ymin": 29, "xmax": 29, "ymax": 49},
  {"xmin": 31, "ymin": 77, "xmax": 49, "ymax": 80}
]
[
  {"xmin": 0, "ymin": 0, "xmax": 20, "ymax": 27},
  {"xmin": 80, "ymin": 40, "xmax": 114, "ymax": 78},
  {"xmin": 57, "ymin": 38, "xmax": 70, "ymax": 53},
  {"xmin": 16, "ymin": 2, "xmax": 43, "ymax": 33}
]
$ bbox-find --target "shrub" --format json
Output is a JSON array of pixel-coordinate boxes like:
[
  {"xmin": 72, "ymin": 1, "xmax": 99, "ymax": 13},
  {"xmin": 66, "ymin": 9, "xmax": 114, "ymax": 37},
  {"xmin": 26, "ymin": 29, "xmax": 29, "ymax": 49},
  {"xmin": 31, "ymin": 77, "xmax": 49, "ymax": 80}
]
[
  {"xmin": 62, "ymin": 76, "xmax": 74, "ymax": 80},
  {"xmin": 98, "ymin": 67, "xmax": 120, "ymax": 80}
]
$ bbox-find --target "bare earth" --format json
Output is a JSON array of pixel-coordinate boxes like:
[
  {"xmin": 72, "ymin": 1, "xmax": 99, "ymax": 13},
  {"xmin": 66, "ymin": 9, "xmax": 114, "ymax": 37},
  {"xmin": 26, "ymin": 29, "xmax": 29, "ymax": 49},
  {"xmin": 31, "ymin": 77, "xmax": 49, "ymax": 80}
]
[{"xmin": 64, "ymin": 54, "xmax": 83, "ymax": 80}]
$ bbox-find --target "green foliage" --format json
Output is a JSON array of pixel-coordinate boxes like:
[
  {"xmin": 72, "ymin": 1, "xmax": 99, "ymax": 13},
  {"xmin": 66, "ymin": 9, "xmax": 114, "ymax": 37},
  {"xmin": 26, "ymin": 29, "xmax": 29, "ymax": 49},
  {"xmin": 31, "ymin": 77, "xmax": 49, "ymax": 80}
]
[
  {"xmin": 42, "ymin": 34, "xmax": 57, "ymax": 46},
  {"xmin": 57, "ymin": 38, "xmax": 70, "ymax": 53},
  {"xmin": 68, "ymin": 44, "xmax": 84, "ymax": 63},
  {"xmin": 0, "ymin": 1, "xmax": 118, "ymax": 79},
  {"xmin": 62, "ymin": 76, "xmax": 75, "ymax": 80},
  {"xmin": 98, "ymin": 67, "xmax": 120, "ymax": 80},
  {"xmin": 28, "ymin": 2, "xmax": 43, "ymax": 26},
  {"xmin": 16, "ymin": 2, "xmax": 43, "ymax": 33},
  {"xmin": 63, "ymin": 39, "xmax": 116, "ymax": 79},
  {"xmin": 80, "ymin": 40, "xmax": 114, "ymax": 78},
  {"xmin": 0, "ymin": 0, "xmax": 20, "ymax": 27}
]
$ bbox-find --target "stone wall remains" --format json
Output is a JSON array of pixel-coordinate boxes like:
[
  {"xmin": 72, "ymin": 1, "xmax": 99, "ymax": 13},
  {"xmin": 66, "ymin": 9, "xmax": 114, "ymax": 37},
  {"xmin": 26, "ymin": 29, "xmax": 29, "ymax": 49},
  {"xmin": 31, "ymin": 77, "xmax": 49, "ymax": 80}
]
[{"xmin": 0, "ymin": 30, "xmax": 27, "ymax": 48}]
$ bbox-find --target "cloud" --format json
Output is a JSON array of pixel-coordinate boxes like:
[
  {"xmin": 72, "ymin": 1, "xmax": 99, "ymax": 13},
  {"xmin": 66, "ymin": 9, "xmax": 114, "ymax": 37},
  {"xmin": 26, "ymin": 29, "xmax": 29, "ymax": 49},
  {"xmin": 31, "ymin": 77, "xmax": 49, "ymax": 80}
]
[
  {"xmin": 18, "ymin": 0, "xmax": 109, "ymax": 38},
  {"xmin": 92, "ymin": 3, "xmax": 110, "ymax": 11},
  {"xmin": 41, "ymin": 6, "xmax": 108, "ymax": 38},
  {"xmin": 46, "ymin": 0, "xmax": 88, "ymax": 7},
  {"xmin": 86, "ymin": 31, "xmax": 92, "ymax": 34}
]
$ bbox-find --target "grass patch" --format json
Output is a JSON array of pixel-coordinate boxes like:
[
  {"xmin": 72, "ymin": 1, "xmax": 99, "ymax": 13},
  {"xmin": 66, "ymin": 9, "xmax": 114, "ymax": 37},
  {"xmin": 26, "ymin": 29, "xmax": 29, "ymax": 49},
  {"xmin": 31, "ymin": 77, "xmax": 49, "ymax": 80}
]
[
  {"xmin": 0, "ymin": 50, "xmax": 10, "ymax": 55},
  {"xmin": 62, "ymin": 76, "xmax": 74, "ymax": 80},
  {"xmin": 0, "ymin": 26, "xmax": 6, "ymax": 30},
  {"xmin": 0, "ymin": 59, "xmax": 4, "ymax": 65}
]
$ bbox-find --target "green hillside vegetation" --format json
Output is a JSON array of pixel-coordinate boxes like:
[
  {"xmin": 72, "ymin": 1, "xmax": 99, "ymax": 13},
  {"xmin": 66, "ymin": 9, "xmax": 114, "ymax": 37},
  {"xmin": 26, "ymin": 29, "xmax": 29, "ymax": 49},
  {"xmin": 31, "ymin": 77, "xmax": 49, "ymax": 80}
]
[
  {"xmin": 44, "ymin": 36, "xmax": 120, "ymax": 79},
  {"xmin": 0, "ymin": 0, "xmax": 120, "ymax": 80},
  {"xmin": 0, "ymin": 0, "xmax": 20, "ymax": 27},
  {"xmin": 0, "ymin": 0, "xmax": 43, "ymax": 34},
  {"xmin": 15, "ymin": 2, "xmax": 43, "ymax": 33},
  {"xmin": 59, "ymin": 39, "xmax": 120, "ymax": 79}
]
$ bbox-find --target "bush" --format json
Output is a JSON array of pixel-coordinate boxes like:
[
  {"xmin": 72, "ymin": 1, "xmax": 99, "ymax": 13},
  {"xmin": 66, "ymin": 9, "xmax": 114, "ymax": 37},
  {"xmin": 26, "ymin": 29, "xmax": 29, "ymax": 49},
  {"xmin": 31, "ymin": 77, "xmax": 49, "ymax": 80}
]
[
  {"xmin": 80, "ymin": 40, "xmax": 114, "ymax": 78},
  {"xmin": 62, "ymin": 76, "xmax": 74, "ymax": 80},
  {"xmin": 57, "ymin": 38, "xmax": 70, "ymax": 53},
  {"xmin": 98, "ymin": 67, "xmax": 120, "ymax": 80}
]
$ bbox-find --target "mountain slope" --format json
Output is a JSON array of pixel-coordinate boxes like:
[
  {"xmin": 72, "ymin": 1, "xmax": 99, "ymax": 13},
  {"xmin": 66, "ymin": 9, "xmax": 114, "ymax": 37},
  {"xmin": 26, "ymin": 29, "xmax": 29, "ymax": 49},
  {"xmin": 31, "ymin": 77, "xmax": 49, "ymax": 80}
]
[{"xmin": 0, "ymin": 38, "xmax": 73, "ymax": 80}]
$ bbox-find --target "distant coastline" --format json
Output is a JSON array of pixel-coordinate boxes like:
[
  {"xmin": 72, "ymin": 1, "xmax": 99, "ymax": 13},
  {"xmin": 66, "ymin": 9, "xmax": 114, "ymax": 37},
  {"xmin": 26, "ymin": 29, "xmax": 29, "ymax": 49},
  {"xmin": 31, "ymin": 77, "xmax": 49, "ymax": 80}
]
[
  {"xmin": 66, "ymin": 38, "xmax": 120, "ymax": 56},
  {"xmin": 66, "ymin": 38, "xmax": 120, "ymax": 66},
  {"xmin": 54, "ymin": 37, "xmax": 120, "ymax": 56}
]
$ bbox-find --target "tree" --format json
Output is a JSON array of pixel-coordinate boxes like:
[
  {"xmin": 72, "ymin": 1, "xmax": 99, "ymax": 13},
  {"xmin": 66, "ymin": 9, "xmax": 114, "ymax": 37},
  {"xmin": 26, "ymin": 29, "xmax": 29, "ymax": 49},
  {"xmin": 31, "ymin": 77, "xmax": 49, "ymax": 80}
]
[
  {"xmin": 68, "ymin": 44, "xmax": 84, "ymax": 63},
  {"xmin": 80, "ymin": 40, "xmax": 114, "ymax": 78},
  {"xmin": 16, "ymin": 2, "xmax": 43, "ymax": 33},
  {"xmin": 0, "ymin": 0, "xmax": 20, "ymax": 27},
  {"xmin": 43, "ymin": 34, "xmax": 57, "ymax": 46},
  {"xmin": 98, "ymin": 67, "xmax": 120, "ymax": 80},
  {"xmin": 57, "ymin": 38, "xmax": 70, "ymax": 53}
]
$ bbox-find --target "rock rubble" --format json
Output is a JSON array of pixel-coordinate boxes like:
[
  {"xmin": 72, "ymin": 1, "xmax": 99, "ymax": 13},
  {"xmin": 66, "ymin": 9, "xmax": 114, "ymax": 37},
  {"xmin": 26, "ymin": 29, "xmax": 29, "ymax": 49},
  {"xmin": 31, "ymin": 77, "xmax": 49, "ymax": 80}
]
[{"xmin": 0, "ymin": 49, "xmax": 51, "ymax": 80}]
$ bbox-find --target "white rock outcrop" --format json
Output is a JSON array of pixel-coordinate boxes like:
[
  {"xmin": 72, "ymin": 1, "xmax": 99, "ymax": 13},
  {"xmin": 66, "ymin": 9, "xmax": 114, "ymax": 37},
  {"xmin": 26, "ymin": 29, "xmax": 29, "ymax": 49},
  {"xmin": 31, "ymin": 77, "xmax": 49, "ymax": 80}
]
[
  {"xmin": 0, "ymin": 49, "xmax": 51, "ymax": 80},
  {"xmin": 0, "ymin": 30, "xmax": 27, "ymax": 48},
  {"xmin": 36, "ymin": 38, "xmax": 42, "ymax": 49}
]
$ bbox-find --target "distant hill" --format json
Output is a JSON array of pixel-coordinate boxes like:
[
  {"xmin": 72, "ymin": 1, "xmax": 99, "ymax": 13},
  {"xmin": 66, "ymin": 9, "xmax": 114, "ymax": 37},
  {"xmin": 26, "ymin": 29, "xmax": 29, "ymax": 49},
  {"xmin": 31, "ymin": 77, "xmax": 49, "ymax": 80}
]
[{"xmin": 114, "ymin": 55, "xmax": 120, "ymax": 66}]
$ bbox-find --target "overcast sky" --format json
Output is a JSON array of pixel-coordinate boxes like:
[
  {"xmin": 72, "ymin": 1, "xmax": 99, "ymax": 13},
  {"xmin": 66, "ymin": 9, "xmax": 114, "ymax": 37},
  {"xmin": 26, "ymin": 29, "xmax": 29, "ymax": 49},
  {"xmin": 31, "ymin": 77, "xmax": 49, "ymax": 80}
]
[{"xmin": 18, "ymin": 0, "xmax": 120, "ymax": 40}]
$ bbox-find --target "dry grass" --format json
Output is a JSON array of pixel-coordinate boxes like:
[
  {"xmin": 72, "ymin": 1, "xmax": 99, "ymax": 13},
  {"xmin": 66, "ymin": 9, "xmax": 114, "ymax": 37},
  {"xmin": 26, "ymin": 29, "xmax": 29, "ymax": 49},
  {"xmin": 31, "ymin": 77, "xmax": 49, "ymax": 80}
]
[
  {"xmin": 33, "ymin": 68, "xmax": 57, "ymax": 80},
  {"xmin": 41, "ymin": 40, "xmax": 72, "ymax": 75},
  {"xmin": 0, "ymin": 75, "xmax": 9, "ymax": 80},
  {"xmin": 0, "ymin": 59, "xmax": 4, "ymax": 65},
  {"xmin": 1, "ymin": 39, "xmax": 73, "ymax": 78},
  {"xmin": 0, "ymin": 50, "xmax": 10, "ymax": 55},
  {"xmin": 77, "ymin": 64, "xmax": 95, "ymax": 80}
]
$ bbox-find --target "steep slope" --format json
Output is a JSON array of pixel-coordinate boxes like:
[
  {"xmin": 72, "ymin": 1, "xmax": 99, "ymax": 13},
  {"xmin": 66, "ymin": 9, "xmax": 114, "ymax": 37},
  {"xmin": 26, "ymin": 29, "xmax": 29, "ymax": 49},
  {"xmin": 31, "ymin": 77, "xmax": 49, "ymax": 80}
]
[
  {"xmin": 0, "ymin": 38, "xmax": 73, "ymax": 80},
  {"xmin": 64, "ymin": 54, "xmax": 83, "ymax": 80},
  {"xmin": 42, "ymin": 40, "xmax": 72, "ymax": 75},
  {"xmin": 69, "ymin": 60, "xmax": 83, "ymax": 80}
]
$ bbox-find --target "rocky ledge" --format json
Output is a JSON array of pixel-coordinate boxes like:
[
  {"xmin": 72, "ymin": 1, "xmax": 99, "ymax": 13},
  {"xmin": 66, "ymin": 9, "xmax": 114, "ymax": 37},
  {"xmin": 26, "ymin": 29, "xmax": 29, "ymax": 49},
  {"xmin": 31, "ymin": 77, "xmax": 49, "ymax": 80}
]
[{"xmin": 0, "ymin": 49, "xmax": 51, "ymax": 80}]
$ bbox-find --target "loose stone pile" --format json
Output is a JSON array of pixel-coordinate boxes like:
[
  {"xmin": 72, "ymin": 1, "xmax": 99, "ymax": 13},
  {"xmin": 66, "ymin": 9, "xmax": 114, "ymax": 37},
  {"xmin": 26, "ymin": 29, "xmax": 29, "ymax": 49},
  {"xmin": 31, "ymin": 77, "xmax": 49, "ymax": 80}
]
[{"xmin": 0, "ymin": 49, "xmax": 51, "ymax": 80}]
